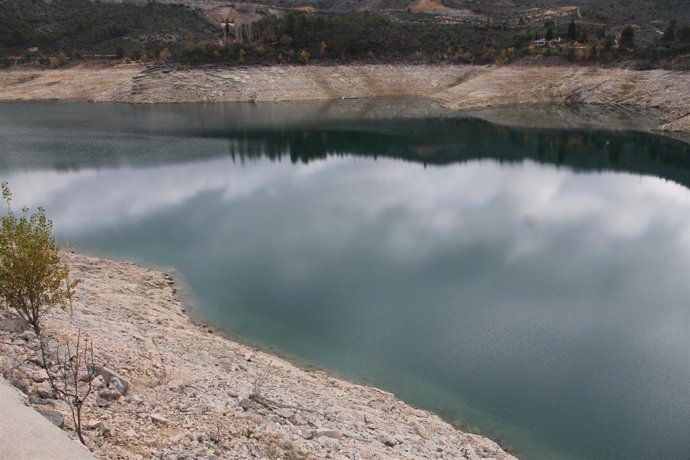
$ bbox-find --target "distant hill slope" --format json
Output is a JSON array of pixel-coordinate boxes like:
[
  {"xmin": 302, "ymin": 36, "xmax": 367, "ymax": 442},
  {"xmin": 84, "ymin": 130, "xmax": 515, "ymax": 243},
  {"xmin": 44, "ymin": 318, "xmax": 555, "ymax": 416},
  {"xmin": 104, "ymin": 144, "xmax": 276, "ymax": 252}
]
[
  {"xmin": 1, "ymin": 0, "xmax": 688, "ymax": 67},
  {"xmin": 0, "ymin": 0, "xmax": 217, "ymax": 57},
  {"xmin": 116, "ymin": 0, "xmax": 689, "ymax": 23}
]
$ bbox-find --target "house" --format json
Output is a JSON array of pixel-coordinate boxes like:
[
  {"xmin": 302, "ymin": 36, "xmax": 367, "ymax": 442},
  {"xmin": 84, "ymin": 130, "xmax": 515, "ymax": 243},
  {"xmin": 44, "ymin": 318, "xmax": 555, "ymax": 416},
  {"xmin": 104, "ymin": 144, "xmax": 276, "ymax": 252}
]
[{"xmin": 529, "ymin": 37, "xmax": 563, "ymax": 49}]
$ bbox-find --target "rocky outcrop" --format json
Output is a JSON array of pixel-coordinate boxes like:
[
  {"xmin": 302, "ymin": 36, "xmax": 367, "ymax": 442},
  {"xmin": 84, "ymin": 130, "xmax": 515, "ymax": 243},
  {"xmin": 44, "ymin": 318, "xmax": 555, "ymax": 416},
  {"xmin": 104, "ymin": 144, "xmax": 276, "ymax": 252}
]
[
  {"xmin": 0, "ymin": 252, "xmax": 515, "ymax": 459},
  {"xmin": 435, "ymin": 65, "xmax": 690, "ymax": 134}
]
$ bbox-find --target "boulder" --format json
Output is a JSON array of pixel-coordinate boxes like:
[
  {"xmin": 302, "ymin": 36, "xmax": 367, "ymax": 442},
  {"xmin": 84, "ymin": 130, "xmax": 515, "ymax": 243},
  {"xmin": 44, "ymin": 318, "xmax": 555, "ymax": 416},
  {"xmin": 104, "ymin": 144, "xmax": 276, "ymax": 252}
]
[
  {"xmin": 18, "ymin": 330, "xmax": 37, "ymax": 341},
  {"xmin": 28, "ymin": 396, "xmax": 56, "ymax": 406},
  {"xmin": 37, "ymin": 409, "xmax": 64, "ymax": 428},
  {"xmin": 150, "ymin": 413, "xmax": 168, "ymax": 425},
  {"xmin": 99, "ymin": 421, "xmax": 112, "ymax": 436},
  {"xmin": 91, "ymin": 375, "xmax": 105, "ymax": 390},
  {"xmin": 238, "ymin": 398, "xmax": 252, "ymax": 410},
  {"xmin": 31, "ymin": 371, "xmax": 48, "ymax": 383},
  {"xmin": 85, "ymin": 420, "xmax": 102, "ymax": 430},
  {"xmin": 315, "ymin": 428, "xmax": 342, "ymax": 439},
  {"xmin": 109, "ymin": 377, "xmax": 127, "ymax": 394},
  {"xmin": 274, "ymin": 408, "xmax": 294, "ymax": 419},
  {"xmin": 29, "ymin": 355, "xmax": 50, "ymax": 368},
  {"xmin": 10, "ymin": 378, "xmax": 30, "ymax": 395},
  {"xmin": 93, "ymin": 366, "xmax": 130, "ymax": 395},
  {"xmin": 165, "ymin": 379, "xmax": 185, "ymax": 392},
  {"xmin": 98, "ymin": 389, "xmax": 122, "ymax": 401},
  {"xmin": 34, "ymin": 382, "xmax": 54, "ymax": 399},
  {"xmin": 0, "ymin": 316, "xmax": 29, "ymax": 334},
  {"xmin": 379, "ymin": 434, "xmax": 399, "ymax": 447}
]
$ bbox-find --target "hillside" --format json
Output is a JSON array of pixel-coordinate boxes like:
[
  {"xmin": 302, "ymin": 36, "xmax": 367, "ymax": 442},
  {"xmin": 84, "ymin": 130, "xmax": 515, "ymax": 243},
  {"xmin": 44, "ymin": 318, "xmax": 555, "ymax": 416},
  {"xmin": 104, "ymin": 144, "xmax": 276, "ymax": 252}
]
[{"xmin": 0, "ymin": 0, "xmax": 689, "ymax": 68}]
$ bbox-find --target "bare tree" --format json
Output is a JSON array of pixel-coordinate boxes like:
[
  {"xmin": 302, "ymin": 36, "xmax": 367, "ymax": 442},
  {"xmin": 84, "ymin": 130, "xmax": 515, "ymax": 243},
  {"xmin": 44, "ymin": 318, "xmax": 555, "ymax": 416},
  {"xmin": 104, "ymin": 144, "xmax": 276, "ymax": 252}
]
[
  {"xmin": 40, "ymin": 330, "xmax": 99, "ymax": 445},
  {"xmin": 249, "ymin": 360, "xmax": 272, "ymax": 399}
]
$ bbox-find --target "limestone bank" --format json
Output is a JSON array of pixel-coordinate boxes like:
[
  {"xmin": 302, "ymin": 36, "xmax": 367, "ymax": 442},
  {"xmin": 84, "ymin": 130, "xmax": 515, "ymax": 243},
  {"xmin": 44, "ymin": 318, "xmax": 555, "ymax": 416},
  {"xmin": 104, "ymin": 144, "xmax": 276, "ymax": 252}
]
[
  {"xmin": 0, "ymin": 252, "xmax": 515, "ymax": 459},
  {"xmin": 1, "ymin": 63, "xmax": 689, "ymax": 134}
]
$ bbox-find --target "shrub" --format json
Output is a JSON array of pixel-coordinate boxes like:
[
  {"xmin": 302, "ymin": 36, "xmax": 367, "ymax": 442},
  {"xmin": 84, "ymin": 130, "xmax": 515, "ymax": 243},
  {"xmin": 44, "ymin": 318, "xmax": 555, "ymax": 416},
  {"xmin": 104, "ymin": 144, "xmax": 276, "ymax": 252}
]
[
  {"xmin": 299, "ymin": 48, "xmax": 310, "ymax": 64},
  {"xmin": 0, "ymin": 182, "xmax": 78, "ymax": 334},
  {"xmin": 496, "ymin": 47, "xmax": 516, "ymax": 65},
  {"xmin": 158, "ymin": 47, "xmax": 171, "ymax": 62},
  {"xmin": 40, "ymin": 330, "xmax": 100, "ymax": 445}
]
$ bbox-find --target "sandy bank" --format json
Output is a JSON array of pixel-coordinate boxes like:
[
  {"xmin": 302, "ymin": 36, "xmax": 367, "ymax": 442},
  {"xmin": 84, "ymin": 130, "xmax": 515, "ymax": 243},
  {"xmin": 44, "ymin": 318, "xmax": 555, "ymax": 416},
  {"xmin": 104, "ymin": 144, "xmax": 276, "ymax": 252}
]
[
  {"xmin": 0, "ymin": 252, "xmax": 514, "ymax": 459},
  {"xmin": 1, "ymin": 63, "xmax": 688, "ymax": 134}
]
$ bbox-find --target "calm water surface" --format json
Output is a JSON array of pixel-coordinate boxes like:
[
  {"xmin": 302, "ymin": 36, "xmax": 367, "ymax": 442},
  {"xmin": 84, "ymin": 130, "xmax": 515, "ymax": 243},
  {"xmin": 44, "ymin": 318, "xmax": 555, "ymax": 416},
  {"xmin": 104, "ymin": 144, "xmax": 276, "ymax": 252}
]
[{"xmin": 2, "ymin": 101, "xmax": 690, "ymax": 459}]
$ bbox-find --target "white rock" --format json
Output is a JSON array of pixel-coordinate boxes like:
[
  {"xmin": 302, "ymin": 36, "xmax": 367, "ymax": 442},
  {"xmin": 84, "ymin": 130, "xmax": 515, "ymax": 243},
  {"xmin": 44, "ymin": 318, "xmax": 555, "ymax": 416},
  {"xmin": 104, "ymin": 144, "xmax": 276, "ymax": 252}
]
[
  {"xmin": 99, "ymin": 421, "xmax": 112, "ymax": 436},
  {"xmin": 274, "ymin": 408, "xmax": 293, "ymax": 419},
  {"xmin": 150, "ymin": 413, "xmax": 168, "ymax": 425},
  {"xmin": 91, "ymin": 375, "xmax": 105, "ymax": 390},
  {"xmin": 85, "ymin": 420, "xmax": 102, "ymax": 430}
]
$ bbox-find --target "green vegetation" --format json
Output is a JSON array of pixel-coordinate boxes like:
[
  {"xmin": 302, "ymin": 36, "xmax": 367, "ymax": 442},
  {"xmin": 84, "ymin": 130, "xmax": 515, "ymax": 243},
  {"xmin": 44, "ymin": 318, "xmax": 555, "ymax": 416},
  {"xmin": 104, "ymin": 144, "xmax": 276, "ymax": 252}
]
[{"xmin": 0, "ymin": 182, "xmax": 77, "ymax": 335}]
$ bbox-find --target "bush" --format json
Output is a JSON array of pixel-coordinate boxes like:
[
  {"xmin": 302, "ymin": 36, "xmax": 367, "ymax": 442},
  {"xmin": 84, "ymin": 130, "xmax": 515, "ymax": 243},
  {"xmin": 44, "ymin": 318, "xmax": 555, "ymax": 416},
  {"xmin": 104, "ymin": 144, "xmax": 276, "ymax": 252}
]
[
  {"xmin": 0, "ymin": 182, "xmax": 78, "ymax": 334},
  {"xmin": 299, "ymin": 48, "xmax": 310, "ymax": 64}
]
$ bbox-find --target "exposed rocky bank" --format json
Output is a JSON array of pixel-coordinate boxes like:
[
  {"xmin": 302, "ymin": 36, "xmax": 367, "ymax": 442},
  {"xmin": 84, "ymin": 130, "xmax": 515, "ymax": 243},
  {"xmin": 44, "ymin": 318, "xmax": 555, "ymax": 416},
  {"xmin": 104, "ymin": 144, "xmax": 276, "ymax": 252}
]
[
  {"xmin": 0, "ymin": 252, "xmax": 515, "ymax": 460},
  {"xmin": 1, "ymin": 63, "xmax": 690, "ymax": 134}
]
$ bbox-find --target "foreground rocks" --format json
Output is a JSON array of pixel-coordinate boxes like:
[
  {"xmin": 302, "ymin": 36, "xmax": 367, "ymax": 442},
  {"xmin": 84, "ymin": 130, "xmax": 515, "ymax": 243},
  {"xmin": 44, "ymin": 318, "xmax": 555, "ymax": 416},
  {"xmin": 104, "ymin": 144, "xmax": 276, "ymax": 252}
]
[{"xmin": 0, "ymin": 252, "xmax": 514, "ymax": 459}]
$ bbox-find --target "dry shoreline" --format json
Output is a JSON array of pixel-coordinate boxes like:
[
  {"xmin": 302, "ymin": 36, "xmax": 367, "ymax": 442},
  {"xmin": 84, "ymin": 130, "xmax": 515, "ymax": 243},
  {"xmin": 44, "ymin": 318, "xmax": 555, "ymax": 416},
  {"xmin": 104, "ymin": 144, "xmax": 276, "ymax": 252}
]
[
  {"xmin": 1, "ymin": 63, "xmax": 690, "ymax": 134},
  {"xmin": 0, "ymin": 252, "xmax": 515, "ymax": 459}
]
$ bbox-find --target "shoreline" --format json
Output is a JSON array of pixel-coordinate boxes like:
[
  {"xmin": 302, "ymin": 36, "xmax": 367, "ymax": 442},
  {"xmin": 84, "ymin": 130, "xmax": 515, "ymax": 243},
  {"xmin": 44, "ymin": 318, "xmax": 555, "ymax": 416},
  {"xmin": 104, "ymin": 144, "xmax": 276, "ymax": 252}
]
[
  {"xmin": 0, "ymin": 251, "xmax": 516, "ymax": 459},
  {"xmin": 0, "ymin": 63, "xmax": 689, "ymax": 134}
]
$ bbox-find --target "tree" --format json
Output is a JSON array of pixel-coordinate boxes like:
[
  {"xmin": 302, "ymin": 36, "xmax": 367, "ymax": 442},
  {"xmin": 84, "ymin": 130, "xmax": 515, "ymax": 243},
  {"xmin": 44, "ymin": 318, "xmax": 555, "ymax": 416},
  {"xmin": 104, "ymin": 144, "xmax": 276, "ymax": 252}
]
[
  {"xmin": 678, "ymin": 26, "xmax": 690, "ymax": 43},
  {"xmin": 0, "ymin": 182, "xmax": 78, "ymax": 335},
  {"xmin": 543, "ymin": 19, "xmax": 555, "ymax": 41},
  {"xmin": 567, "ymin": 19, "xmax": 577, "ymax": 41},
  {"xmin": 620, "ymin": 25, "xmax": 635, "ymax": 50},
  {"xmin": 662, "ymin": 20, "xmax": 677, "ymax": 44}
]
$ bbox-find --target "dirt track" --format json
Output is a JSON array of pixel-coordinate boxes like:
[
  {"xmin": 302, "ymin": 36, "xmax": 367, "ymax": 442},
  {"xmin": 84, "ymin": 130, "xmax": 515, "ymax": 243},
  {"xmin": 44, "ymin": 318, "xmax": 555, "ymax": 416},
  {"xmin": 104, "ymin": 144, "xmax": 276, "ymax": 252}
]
[{"xmin": 1, "ymin": 63, "xmax": 689, "ymax": 133}]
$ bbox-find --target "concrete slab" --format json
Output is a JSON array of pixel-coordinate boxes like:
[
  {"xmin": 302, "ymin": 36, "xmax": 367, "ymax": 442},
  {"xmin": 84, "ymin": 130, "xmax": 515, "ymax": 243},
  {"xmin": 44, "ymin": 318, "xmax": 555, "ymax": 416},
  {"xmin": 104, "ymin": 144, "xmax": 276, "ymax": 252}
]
[{"xmin": 0, "ymin": 377, "xmax": 95, "ymax": 460}]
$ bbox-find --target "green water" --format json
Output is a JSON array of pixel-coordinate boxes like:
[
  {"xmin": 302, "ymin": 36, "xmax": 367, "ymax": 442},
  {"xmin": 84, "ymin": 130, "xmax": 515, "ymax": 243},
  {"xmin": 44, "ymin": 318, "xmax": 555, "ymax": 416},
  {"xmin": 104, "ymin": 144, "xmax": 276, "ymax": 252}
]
[{"xmin": 2, "ymin": 101, "xmax": 690, "ymax": 459}]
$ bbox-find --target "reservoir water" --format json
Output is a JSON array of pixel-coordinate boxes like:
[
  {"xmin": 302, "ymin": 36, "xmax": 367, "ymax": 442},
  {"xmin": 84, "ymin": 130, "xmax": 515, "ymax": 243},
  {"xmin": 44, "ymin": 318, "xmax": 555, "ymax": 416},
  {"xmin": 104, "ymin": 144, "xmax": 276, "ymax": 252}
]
[{"xmin": 1, "ymin": 101, "xmax": 690, "ymax": 459}]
